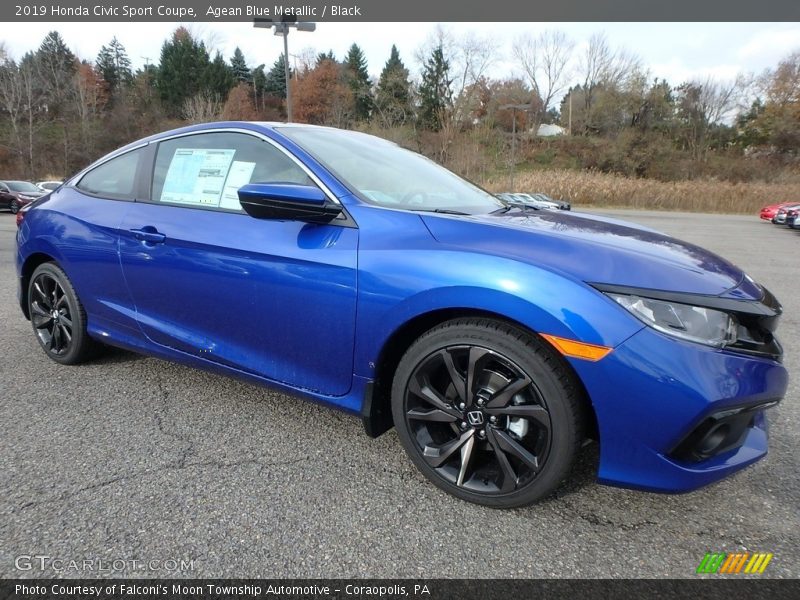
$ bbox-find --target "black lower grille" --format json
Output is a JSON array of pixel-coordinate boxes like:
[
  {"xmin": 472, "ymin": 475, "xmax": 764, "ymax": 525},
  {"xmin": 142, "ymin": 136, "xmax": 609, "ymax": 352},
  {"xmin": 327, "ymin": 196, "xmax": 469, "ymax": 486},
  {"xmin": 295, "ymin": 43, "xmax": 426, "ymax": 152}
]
[{"xmin": 670, "ymin": 400, "xmax": 780, "ymax": 462}]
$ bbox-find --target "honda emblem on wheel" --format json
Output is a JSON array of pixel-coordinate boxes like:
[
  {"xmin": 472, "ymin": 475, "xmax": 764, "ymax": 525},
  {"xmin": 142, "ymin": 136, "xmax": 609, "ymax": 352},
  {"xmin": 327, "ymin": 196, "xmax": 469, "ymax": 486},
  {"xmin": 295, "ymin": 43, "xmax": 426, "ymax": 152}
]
[{"xmin": 467, "ymin": 411, "xmax": 484, "ymax": 426}]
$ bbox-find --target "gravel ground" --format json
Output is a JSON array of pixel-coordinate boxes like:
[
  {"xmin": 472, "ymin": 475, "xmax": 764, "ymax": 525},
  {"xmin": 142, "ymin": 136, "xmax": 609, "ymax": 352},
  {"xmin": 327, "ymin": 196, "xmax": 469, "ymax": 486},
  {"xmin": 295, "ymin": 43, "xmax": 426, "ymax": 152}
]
[{"xmin": 0, "ymin": 208, "xmax": 797, "ymax": 579}]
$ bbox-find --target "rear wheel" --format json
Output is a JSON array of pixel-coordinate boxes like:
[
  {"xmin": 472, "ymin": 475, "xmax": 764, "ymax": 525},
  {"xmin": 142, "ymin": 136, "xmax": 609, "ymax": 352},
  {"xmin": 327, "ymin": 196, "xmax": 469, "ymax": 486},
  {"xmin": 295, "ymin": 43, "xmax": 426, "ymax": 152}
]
[
  {"xmin": 28, "ymin": 262, "xmax": 97, "ymax": 365},
  {"xmin": 391, "ymin": 318, "xmax": 584, "ymax": 508}
]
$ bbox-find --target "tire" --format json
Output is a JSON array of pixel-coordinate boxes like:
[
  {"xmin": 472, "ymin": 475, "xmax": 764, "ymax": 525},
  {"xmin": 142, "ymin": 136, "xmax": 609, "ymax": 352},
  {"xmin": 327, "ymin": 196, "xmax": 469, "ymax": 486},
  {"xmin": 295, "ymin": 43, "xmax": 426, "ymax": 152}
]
[
  {"xmin": 9, "ymin": 199, "xmax": 19, "ymax": 214},
  {"xmin": 391, "ymin": 318, "xmax": 584, "ymax": 508},
  {"xmin": 28, "ymin": 262, "xmax": 98, "ymax": 365}
]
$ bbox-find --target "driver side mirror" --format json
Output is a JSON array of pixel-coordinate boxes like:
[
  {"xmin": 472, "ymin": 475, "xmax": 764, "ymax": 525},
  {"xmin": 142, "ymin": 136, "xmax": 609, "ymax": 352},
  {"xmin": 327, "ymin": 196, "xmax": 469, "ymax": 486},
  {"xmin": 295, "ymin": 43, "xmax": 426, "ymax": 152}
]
[{"xmin": 238, "ymin": 183, "xmax": 342, "ymax": 224}]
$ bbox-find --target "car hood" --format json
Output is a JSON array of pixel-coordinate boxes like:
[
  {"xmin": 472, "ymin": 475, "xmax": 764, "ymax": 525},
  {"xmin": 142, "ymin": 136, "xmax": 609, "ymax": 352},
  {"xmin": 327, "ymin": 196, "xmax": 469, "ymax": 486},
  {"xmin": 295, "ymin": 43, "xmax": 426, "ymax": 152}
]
[{"xmin": 421, "ymin": 209, "xmax": 756, "ymax": 298}]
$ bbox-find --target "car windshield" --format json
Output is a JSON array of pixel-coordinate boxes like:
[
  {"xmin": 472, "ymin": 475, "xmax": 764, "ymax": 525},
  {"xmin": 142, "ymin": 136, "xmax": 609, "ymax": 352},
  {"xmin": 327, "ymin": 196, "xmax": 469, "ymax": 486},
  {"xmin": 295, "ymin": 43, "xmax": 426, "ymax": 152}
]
[
  {"xmin": 279, "ymin": 127, "xmax": 504, "ymax": 215},
  {"xmin": 7, "ymin": 181, "xmax": 41, "ymax": 193}
]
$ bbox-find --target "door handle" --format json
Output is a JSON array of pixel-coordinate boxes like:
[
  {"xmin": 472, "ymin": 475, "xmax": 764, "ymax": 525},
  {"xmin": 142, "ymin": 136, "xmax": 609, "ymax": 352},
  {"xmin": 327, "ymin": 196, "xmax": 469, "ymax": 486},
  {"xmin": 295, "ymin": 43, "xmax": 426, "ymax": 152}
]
[{"xmin": 129, "ymin": 227, "xmax": 166, "ymax": 244}]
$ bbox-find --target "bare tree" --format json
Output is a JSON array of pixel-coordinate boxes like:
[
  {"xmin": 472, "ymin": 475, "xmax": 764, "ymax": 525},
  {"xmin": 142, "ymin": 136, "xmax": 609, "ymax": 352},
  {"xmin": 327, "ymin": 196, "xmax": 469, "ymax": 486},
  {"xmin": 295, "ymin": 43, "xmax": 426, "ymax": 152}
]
[
  {"xmin": 183, "ymin": 93, "xmax": 222, "ymax": 123},
  {"xmin": 676, "ymin": 76, "xmax": 739, "ymax": 159},
  {"xmin": 20, "ymin": 57, "xmax": 43, "ymax": 177},
  {"xmin": 73, "ymin": 63, "xmax": 108, "ymax": 160},
  {"xmin": 416, "ymin": 26, "xmax": 500, "ymax": 126},
  {"xmin": 513, "ymin": 30, "xmax": 574, "ymax": 130},
  {"xmin": 294, "ymin": 46, "xmax": 318, "ymax": 76},
  {"xmin": 0, "ymin": 48, "xmax": 25, "ymax": 160},
  {"xmin": 577, "ymin": 32, "xmax": 642, "ymax": 133},
  {"xmin": 451, "ymin": 32, "xmax": 500, "ymax": 124},
  {"xmin": 0, "ymin": 51, "xmax": 48, "ymax": 177}
]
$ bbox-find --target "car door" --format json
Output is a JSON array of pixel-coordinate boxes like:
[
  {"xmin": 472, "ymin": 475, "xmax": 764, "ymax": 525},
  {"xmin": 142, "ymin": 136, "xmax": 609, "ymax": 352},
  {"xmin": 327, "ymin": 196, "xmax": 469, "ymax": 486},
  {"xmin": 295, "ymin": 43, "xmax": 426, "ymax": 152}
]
[
  {"xmin": 50, "ymin": 147, "xmax": 147, "ymax": 334},
  {"xmin": 118, "ymin": 130, "xmax": 358, "ymax": 397}
]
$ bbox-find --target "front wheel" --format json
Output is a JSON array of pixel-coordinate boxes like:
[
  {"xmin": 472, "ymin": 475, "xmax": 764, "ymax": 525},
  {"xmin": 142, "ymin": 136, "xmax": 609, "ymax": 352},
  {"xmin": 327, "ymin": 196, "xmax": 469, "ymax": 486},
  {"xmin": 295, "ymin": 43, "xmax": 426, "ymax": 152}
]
[
  {"xmin": 9, "ymin": 199, "xmax": 19, "ymax": 214},
  {"xmin": 391, "ymin": 318, "xmax": 585, "ymax": 508}
]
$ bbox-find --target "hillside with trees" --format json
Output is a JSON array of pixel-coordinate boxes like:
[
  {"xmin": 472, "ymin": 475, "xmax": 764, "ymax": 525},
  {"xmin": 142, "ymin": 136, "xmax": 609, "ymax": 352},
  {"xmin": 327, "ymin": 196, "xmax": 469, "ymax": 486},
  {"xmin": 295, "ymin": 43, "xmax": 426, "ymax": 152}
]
[{"xmin": 0, "ymin": 27, "xmax": 798, "ymax": 212}]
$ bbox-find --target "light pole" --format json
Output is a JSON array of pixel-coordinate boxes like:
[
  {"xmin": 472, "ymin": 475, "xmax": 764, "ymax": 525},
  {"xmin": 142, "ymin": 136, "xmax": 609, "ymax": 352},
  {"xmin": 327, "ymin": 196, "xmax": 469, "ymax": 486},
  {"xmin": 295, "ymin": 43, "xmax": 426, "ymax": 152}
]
[
  {"xmin": 253, "ymin": 17, "xmax": 316, "ymax": 123},
  {"xmin": 500, "ymin": 104, "xmax": 529, "ymax": 191}
]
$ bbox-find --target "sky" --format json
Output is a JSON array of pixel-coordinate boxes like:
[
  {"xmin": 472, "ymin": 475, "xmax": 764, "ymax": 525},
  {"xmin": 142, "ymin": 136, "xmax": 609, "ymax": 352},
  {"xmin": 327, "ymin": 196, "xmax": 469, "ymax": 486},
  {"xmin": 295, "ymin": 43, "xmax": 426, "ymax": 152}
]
[{"xmin": 2, "ymin": 21, "xmax": 799, "ymax": 91}]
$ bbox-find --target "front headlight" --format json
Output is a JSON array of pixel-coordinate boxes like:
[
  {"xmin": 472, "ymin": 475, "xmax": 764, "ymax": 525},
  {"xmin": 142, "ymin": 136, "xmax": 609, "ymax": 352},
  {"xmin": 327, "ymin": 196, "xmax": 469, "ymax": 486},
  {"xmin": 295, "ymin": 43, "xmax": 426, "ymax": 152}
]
[{"xmin": 607, "ymin": 293, "xmax": 738, "ymax": 348}]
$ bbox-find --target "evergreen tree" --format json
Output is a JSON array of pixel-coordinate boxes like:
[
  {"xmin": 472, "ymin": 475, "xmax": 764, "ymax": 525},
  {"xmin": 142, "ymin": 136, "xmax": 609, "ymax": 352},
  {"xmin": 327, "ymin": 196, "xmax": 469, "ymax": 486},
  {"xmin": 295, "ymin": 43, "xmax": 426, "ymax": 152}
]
[
  {"xmin": 230, "ymin": 47, "xmax": 251, "ymax": 84},
  {"xmin": 316, "ymin": 50, "xmax": 336, "ymax": 66},
  {"xmin": 252, "ymin": 63, "xmax": 267, "ymax": 107},
  {"xmin": 34, "ymin": 32, "xmax": 78, "ymax": 174},
  {"xmin": 155, "ymin": 27, "xmax": 211, "ymax": 114},
  {"xmin": 418, "ymin": 44, "xmax": 452, "ymax": 130},
  {"xmin": 36, "ymin": 31, "xmax": 77, "ymax": 113},
  {"xmin": 376, "ymin": 45, "xmax": 413, "ymax": 126},
  {"xmin": 37, "ymin": 31, "xmax": 76, "ymax": 76},
  {"xmin": 344, "ymin": 43, "xmax": 373, "ymax": 121},
  {"xmin": 96, "ymin": 37, "xmax": 133, "ymax": 93},
  {"xmin": 264, "ymin": 54, "xmax": 290, "ymax": 99},
  {"xmin": 203, "ymin": 52, "xmax": 235, "ymax": 99}
]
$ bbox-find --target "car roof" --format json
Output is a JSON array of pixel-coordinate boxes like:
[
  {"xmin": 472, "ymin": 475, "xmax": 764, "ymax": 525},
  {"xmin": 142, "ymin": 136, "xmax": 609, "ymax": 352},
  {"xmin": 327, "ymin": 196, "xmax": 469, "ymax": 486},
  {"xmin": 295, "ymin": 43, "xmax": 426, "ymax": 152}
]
[{"xmin": 89, "ymin": 121, "xmax": 342, "ymax": 167}]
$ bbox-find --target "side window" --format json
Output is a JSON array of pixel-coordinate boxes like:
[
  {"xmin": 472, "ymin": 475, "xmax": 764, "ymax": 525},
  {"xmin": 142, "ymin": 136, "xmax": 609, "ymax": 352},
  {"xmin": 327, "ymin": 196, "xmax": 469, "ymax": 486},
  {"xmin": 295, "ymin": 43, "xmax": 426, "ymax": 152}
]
[
  {"xmin": 0, "ymin": 183, "xmax": 8, "ymax": 193},
  {"xmin": 77, "ymin": 148, "xmax": 143, "ymax": 200},
  {"xmin": 151, "ymin": 132, "xmax": 314, "ymax": 212}
]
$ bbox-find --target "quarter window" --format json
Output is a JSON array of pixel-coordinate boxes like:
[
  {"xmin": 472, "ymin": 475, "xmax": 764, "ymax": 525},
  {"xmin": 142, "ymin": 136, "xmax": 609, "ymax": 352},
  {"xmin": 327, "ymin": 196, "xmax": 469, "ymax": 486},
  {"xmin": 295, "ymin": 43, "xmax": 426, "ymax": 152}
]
[
  {"xmin": 151, "ymin": 132, "xmax": 313, "ymax": 212},
  {"xmin": 77, "ymin": 148, "xmax": 144, "ymax": 200}
]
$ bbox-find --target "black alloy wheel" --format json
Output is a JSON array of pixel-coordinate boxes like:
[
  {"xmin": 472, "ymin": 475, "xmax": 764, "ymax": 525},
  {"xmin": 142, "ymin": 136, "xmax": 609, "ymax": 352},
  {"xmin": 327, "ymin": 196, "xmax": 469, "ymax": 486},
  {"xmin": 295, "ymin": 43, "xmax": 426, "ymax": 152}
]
[
  {"xmin": 28, "ymin": 262, "xmax": 97, "ymax": 365},
  {"xmin": 392, "ymin": 318, "xmax": 584, "ymax": 508}
]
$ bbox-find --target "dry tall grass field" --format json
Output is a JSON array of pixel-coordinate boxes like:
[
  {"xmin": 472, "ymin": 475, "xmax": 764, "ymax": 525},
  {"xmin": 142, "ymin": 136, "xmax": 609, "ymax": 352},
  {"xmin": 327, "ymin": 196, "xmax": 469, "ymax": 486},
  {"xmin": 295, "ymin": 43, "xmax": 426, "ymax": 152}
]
[{"xmin": 484, "ymin": 170, "xmax": 800, "ymax": 214}]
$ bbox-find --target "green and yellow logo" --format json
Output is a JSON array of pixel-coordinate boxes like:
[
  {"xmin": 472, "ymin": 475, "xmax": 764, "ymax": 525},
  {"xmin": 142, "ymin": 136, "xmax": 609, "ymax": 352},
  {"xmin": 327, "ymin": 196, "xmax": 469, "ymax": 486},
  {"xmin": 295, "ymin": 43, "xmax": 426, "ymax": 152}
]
[{"xmin": 697, "ymin": 552, "xmax": 773, "ymax": 574}]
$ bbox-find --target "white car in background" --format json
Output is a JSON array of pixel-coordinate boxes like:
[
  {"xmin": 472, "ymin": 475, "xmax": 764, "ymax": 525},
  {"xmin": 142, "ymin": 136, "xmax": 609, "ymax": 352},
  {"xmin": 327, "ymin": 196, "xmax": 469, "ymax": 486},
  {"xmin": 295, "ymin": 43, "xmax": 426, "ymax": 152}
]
[
  {"xmin": 496, "ymin": 192, "xmax": 570, "ymax": 211},
  {"xmin": 36, "ymin": 181, "xmax": 63, "ymax": 193}
]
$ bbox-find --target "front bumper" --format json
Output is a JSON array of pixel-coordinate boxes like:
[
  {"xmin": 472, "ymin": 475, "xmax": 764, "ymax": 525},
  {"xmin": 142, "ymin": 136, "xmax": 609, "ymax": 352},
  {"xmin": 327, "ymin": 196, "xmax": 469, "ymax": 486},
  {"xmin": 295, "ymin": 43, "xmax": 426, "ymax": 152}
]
[{"xmin": 570, "ymin": 325, "xmax": 787, "ymax": 493}]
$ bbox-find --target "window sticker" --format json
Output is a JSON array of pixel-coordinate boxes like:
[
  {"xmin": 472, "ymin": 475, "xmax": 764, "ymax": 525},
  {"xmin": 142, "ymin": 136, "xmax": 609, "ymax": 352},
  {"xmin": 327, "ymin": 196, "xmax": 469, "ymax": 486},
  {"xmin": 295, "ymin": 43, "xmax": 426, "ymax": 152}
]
[
  {"xmin": 160, "ymin": 148, "xmax": 236, "ymax": 207},
  {"xmin": 219, "ymin": 161, "xmax": 256, "ymax": 211}
]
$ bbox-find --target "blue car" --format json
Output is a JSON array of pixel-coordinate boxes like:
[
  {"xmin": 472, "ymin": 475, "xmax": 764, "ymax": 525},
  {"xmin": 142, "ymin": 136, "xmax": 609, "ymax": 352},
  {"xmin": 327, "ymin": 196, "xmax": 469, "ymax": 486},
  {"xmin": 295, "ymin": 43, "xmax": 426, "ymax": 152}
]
[{"xmin": 16, "ymin": 122, "xmax": 787, "ymax": 508}]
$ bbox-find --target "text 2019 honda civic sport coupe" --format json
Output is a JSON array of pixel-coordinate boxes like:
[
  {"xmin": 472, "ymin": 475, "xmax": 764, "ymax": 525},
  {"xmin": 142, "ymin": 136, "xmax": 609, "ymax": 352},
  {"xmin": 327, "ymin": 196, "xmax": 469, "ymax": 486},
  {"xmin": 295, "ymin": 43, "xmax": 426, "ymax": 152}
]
[{"xmin": 16, "ymin": 122, "xmax": 788, "ymax": 508}]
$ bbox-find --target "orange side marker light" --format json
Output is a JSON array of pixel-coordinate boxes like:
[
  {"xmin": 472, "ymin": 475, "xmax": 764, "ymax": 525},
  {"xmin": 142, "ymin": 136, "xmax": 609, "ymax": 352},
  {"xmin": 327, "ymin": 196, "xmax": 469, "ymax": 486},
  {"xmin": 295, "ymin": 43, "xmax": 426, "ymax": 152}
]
[{"xmin": 541, "ymin": 334, "xmax": 612, "ymax": 362}]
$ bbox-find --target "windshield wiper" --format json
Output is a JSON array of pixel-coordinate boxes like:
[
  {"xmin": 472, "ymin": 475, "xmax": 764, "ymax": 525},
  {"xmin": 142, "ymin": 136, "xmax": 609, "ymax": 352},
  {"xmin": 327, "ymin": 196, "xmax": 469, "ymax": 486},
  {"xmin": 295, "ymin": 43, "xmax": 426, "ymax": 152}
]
[
  {"xmin": 492, "ymin": 202, "xmax": 541, "ymax": 214},
  {"xmin": 490, "ymin": 205, "xmax": 512, "ymax": 214},
  {"xmin": 408, "ymin": 208, "xmax": 471, "ymax": 215}
]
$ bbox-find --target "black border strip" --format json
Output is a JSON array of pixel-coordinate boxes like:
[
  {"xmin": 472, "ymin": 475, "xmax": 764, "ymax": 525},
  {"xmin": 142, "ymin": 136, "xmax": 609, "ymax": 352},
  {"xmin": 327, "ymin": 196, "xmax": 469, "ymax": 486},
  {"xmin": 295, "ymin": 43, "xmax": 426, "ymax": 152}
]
[
  {"xmin": 2, "ymin": 579, "xmax": 799, "ymax": 600},
  {"xmin": 3, "ymin": 1, "xmax": 800, "ymax": 22}
]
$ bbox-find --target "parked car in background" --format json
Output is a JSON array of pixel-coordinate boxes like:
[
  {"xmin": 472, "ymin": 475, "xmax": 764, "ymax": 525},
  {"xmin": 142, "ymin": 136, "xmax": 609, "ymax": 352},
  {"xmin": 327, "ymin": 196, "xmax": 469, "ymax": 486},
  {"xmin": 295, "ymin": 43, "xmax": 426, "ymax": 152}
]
[
  {"xmin": 16, "ymin": 122, "xmax": 787, "ymax": 508},
  {"xmin": 772, "ymin": 203, "xmax": 800, "ymax": 224},
  {"xmin": 498, "ymin": 192, "xmax": 560, "ymax": 210},
  {"xmin": 528, "ymin": 193, "xmax": 571, "ymax": 211},
  {"xmin": 785, "ymin": 207, "xmax": 799, "ymax": 229},
  {"xmin": 0, "ymin": 180, "xmax": 46, "ymax": 214},
  {"xmin": 760, "ymin": 202, "xmax": 794, "ymax": 221},
  {"xmin": 36, "ymin": 181, "xmax": 63, "ymax": 193}
]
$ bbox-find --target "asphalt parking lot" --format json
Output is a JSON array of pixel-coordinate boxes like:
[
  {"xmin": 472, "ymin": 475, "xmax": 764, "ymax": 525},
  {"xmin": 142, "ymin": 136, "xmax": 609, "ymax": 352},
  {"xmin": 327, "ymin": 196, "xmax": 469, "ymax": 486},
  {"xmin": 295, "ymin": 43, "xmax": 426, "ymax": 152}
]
[{"xmin": 0, "ymin": 208, "xmax": 797, "ymax": 579}]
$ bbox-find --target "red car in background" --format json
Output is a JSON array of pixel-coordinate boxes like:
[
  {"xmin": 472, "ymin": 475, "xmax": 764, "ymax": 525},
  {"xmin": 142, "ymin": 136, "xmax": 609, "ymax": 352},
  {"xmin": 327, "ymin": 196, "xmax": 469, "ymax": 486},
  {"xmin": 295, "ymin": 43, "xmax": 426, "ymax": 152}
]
[
  {"xmin": 0, "ymin": 180, "xmax": 45, "ymax": 214},
  {"xmin": 761, "ymin": 201, "xmax": 798, "ymax": 221}
]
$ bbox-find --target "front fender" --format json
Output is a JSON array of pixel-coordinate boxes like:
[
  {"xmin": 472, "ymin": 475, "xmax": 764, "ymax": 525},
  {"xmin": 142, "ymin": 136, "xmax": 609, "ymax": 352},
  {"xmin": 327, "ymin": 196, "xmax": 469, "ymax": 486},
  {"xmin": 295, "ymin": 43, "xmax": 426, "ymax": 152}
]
[{"xmin": 353, "ymin": 248, "xmax": 644, "ymax": 380}]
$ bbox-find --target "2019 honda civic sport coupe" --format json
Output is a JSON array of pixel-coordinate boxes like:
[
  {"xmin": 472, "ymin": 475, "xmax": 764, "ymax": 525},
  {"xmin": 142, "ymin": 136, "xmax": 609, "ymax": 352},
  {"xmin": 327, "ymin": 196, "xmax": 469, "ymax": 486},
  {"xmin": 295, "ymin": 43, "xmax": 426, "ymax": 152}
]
[{"xmin": 16, "ymin": 122, "xmax": 788, "ymax": 508}]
